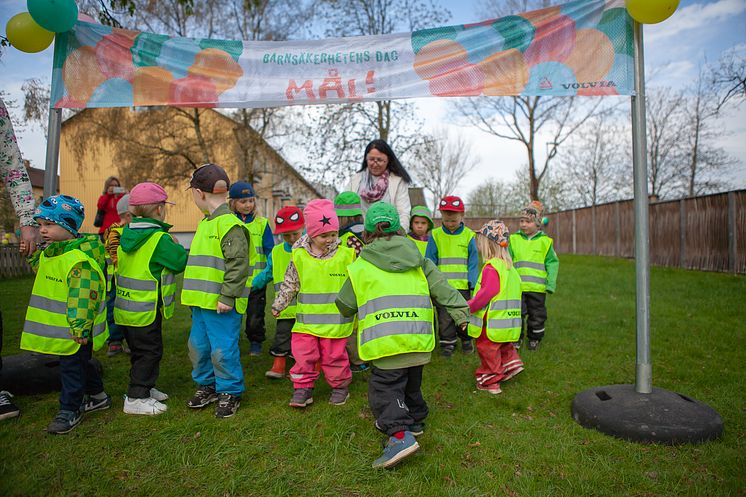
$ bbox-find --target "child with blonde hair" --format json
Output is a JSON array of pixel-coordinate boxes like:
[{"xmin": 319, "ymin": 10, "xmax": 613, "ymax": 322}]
[{"xmin": 467, "ymin": 220, "xmax": 524, "ymax": 395}]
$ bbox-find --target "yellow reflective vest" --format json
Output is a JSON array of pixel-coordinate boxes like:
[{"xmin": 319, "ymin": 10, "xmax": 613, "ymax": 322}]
[
  {"xmin": 407, "ymin": 235, "xmax": 428, "ymax": 257},
  {"xmin": 467, "ymin": 258, "xmax": 522, "ymax": 342},
  {"xmin": 509, "ymin": 233, "xmax": 553, "ymax": 293},
  {"xmin": 271, "ymin": 243, "xmax": 296, "ymax": 320},
  {"xmin": 244, "ymin": 216, "xmax": 269, "ymax": 287},
  {"xmin": 430, "ymin": 226, "xmax": 474, "ymax": 290}
]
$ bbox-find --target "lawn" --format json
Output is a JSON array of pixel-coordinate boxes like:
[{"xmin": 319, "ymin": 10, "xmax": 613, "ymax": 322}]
[{"xmin": 0, "ymin": 255, "xmax": 744, "ymax": 497}]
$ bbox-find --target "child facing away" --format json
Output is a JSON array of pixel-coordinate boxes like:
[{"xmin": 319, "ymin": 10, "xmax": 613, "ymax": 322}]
[
  {"xmin": 181, "ymin": 164, "xmax": 252, "ymax": 418},
  {"xmin": 335, "ymin": 202, "xmax": 470, "ymax": 469},
  {"xmin": 509, "ymin": 201, "xmax": 559, "ymax": 351},
  {"xmin": 425, "ymin": 196, "xmax": 479, "ymax": 357},
  {"xmin": 103, "ymin": 194, "xmax": 132, "ymax": 357},
  {"xmin": 407, "ymin": 205, "xmax": 434, "ymax": 256},
  {"xmin": 228, "ymin": 181, "xmax": 275, "ymax": 356},
  {"xmin": 467, "ymin": 220, "xmax": 524, "ymax": 395},
  {"xmin": 249, "ymin": 206, "xmax": 305, "ymax": 379},
  {"xmin": 271, "ymin": 199, "xmax": 356, "ymax": 408},
  {"xmin": 20, "ymin": 195, "xmax": 111, "ymax": 434},
  {"xmin": 114, "ymin": 182, "xmax": 187, "ymax": 415}
]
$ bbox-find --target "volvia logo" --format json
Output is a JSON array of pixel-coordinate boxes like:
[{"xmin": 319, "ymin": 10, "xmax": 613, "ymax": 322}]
[{"xmin": 562, "ymin": 80, "xmax": 617, "ymax": 90}]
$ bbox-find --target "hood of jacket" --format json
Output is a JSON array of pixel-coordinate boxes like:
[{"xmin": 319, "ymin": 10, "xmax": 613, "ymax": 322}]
[
  {"xmin": 360, "ymin": 235, "xmax": 422, "ymax": 273},
  {"xmin": 120, "ymin": 217, "xmax": 171, "ymax": 253}
]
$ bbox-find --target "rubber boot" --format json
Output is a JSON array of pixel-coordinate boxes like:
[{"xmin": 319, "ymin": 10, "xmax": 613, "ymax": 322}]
[{"xmin": 265, "ymin": 356, "xmax": 286, "ymax": 379}]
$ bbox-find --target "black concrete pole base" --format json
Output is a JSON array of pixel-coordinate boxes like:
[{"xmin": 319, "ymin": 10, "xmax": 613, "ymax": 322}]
[
  {"xmin": 0, "ymin": 352, "xmax": 103, "ymax": 395},
  {"xmin": 572, "ymin": 384, "xmax": 723, "ymax": 444}
]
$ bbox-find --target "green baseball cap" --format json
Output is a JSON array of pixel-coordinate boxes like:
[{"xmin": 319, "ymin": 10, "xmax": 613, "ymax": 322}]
[
  {"xmin": 410, "ymin": 205, "xmax": 434, "ymax": 229},
  {"xmin": 364, "ymin": 202, "xmax": 401, "ymax": 233},
  {"xmin": 334, "ymin": 191, "xmax": 363, "ymax": 216}
]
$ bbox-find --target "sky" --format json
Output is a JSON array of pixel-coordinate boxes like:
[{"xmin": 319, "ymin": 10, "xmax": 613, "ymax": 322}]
[{"xmin": 1, "ymin": 0, "xmax": 745, "ymax": 197}]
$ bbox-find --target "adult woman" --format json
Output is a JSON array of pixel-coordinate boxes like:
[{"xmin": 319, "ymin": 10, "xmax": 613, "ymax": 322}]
[
  {"xmin": 347, "ymin": 139, "xmax": 413, "ymax": 231},
  {"xmin": 96, "ymin": 176, "xmax": 125, "ymax": 236}
]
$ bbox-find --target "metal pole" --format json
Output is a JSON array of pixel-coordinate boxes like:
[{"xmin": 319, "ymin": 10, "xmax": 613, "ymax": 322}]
[
  {"xmin": 43, "ymin": 108, "xmax": 62, "ymax": 198},
  {"xmin": 631, "ymin": 21, "xmax": 652, "ymax": 394}
]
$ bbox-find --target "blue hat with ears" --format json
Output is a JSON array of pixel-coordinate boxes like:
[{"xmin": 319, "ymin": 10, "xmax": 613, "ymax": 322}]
[
  {"xmin": 228, "ymin": 181, "xmax": 256, "ymax": 199},
  {"xmin": 33, "ymin": 195, "xmax": 85, "ymax": 236}
]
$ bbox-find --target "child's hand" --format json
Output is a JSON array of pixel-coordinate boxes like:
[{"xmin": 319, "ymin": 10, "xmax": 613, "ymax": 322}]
[
  {"xmin": 216, "ymin": 302, "xmax": 233, "ymax": 314},
  {"xmin": 73, "ymin": 336, "xmax": 89, "ymax": 345},
  {"xmin": 19, "ymin": 240, "xmax": 29, "ymax": 254},
  {"xmin": 271, "ymin": 309, "xmax": 280, "ymax": 318},
  {"xmin": 460, "ymin": 322, "xmax": 468, "ymax": 331}
]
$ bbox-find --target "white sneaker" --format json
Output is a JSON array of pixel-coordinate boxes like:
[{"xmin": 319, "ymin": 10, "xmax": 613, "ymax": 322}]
[
  {"xmin": 150, "ymin": 388, "xmax": 169, "ymax": 402},
  {"xmin": 123, "ymin": 396, "xmax": 168, "ymax": 415}
]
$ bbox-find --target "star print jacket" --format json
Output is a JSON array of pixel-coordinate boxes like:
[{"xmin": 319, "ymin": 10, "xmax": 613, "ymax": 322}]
[{"xmin": 27, "ymin": 235, "xmax": 106, "ymax": 340}]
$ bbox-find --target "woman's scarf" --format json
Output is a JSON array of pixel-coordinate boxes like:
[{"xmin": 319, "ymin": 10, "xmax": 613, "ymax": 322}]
[{"xmin": 358, "ymin": 168, "xmax": 390, "ymax": 203}]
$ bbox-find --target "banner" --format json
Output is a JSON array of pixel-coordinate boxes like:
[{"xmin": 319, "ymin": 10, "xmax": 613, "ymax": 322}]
[{"xmin": 51, "ymin": 0, "xmax": 634, "ymax": 109}]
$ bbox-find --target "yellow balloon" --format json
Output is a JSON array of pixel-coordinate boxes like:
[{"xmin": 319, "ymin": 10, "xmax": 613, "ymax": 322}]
[
  {"xmin": 625, "ymin": 0, "xmax": 680, "ymax": 24},
  {"xmin": 6, "ymin": 12, "xmax": 55, "ymax": 53}
]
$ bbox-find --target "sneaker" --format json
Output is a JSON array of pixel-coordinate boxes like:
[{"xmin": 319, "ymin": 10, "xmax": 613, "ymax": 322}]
[
  {"xmin": 372, "ymin": 431, "xmax": 420, "ymax": 469},
  {"xmin": 81, "ymin": 393, "xmax": 112, "ymax": 413},
  {"xmin": 150, "ymin": 388, "xmax": 169, "ymax": 402},
  {"xmin": 187, "ymin": 385, "xmax": 218, "ymax": 409},
  {"xmin": 215, "ymin": 393, "xmax": 241, "ymax": 418},
  {"xmin": 265, "ymin": 356, "xmax": 287, "ymax": 379},
  {"xmin": 47, "ymin": 410, "xmax": 83, "ymax": 434},
  {"xmin": 409, "ymin": 422, "xmax": 425, "ymax": 437},
  {"xmin": 329, "ymin": 388, "xmax": 350, "ymax": 406},
  {"xmin": 249, "ymin": 341, "xmax": 262, "ymax": 356},
  {"xmin": 0, "ymin": 391, "xmax": 20, "ymax": 420},
  {"xmin": 477, "ymin": 383, "xmax": 502, "ymax": 395},
  {"xmin": 350, "ymin": 363, "xmax": 370, "ymax": 373},
  {"xmin": 461, "ymin": 338, "xmax": 474, "ymax": 354},
  {"xmin": 528, "ymin": 340, "xmax": 540, "ymax": 351},
  {"xmin": 289, "ymin": 388, "xmax": 314, "ymax": 408},
  {"xmin": 503, "ymin": 366, "xmax": 524, "ymax": 382},
  {"xmin": 123, "ymin": 396, "xmax": 167, "ymax": 415},
  {"xmin": 440, "ymin": 345, "xmax": 455, "ymax": 358},
  {"xmin": 107, "ymin": 341, "xmax": 124, "ymax": 357}
]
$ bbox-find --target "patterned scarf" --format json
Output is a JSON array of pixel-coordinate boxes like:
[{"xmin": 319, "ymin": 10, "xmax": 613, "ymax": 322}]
[{"xmin": 358, "ymin": 169, "xmax": 390, "ymax": 203}]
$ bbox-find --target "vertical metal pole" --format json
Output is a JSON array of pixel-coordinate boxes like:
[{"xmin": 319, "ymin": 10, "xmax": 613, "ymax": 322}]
[
  {"xmin": 679, "ymin": 199, "xmax": 687, "ymax": 269},
  {"xmin": 631, "ymin": 21, "xmax": 652, "ymax": 394},
  {"xmin": 728, "ymin": 191, "xmax": 736, "ymax": 273},
  {"xmin": 43, "ymin": 108, "xmax": 62, "ymax": 198}
]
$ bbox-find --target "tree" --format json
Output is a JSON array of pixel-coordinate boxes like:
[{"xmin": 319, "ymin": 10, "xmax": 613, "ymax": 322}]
[
  {"xmin": 709, "ymin": 46, "xmax": 746, "ymax": 112},
  {"xmin": 644, "ymin": 87, "xmax": 688, "ymax": 199},
  {"xmin": 409, "ymin": 128, "xmax": 480, "ymax": 212},
  {"xmin": 467, "ymin": 178, "xmax": 522, "ymax": 217}
]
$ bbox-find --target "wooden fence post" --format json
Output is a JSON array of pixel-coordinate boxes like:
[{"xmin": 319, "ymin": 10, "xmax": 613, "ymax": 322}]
[
  {"xmin": 592, "ymin": 205, "xmax": 597, "ymax": 255},
  {"xmin": 679, "ymin": 199, "xmax": 686, "ymax": 269},
  {"xmin": 615, "ymin": 201, "xmax": 621, "ymax": 257},
  {"xmin": 572, "ymin": 209, "xmax": 577, "ymax": 254},
  {"xmin": 728, "ymin": 191, "xmax": 737, "ymax": 273}
]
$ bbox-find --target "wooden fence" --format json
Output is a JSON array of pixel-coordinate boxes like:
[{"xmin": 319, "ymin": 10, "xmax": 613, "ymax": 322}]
[
  {"xmin": 0, "ymin": 244, "xmax": 33, "ymax": 279},
  {"xmin": 461, "ymin": 190, "xmax": 746, "ymax": 274}
]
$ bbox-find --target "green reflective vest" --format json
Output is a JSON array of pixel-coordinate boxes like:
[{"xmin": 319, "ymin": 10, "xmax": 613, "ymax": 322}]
[
  {"xmin": 407, "ymin": 235, "xmax": 428, "ymax": 257},
  {"xmin": 292, "ymin": 245, "xmax": 356, "ymax": 338},
  {"xmin": 21, "ymin": 249, "xmax": 108, "ymax": 355},
  {"xmin": 114, "ymin": 231, "xmax": 176, "ymax": 327},
  {"xmin": 245, "ymin": 216, "xmax": 268, "ymax": 286},
  {"xmin": 181, "ymin": 214, "xmax": 250, "ymax": 313},
  {"xmin": 467, "ymin": 258, "xmax": 522, "ymax": 342},
  {"xmin": 348, "ymin": 257, "xmax": 435, "ymax": 361},
  {"xmin": 271, "ymin": 243, "xmax": 296, "ymax": 320},
  {"xmin": 431, "ymin": 226, "xmax": 474, "ymax": 290},
  {"xmin": 509, "ymin": 233, "xmax": 553, "ymax": 293}
]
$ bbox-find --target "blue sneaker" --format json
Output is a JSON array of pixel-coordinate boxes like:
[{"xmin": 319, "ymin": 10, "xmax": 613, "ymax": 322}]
[
  {"xmin": 47, "ymin": 410, "xmax": 83, "ymax": 434},
  {"xmin": 372, "ymin": 431, "xmax": 419, "ymax": 469},
  {"xmin": 249, "ymin": 341, "xmax": 262, "ymax": 356}
]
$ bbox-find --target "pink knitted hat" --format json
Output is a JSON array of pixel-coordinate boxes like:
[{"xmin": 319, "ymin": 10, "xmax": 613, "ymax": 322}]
[{"xmin": 304, "ymin": 199, "xmax": 339, "ymax": 237}]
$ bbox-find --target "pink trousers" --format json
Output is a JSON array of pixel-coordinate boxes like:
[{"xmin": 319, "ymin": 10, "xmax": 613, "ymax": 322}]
[
  {"xmin": 289, "ymin": 332, "xmax": 352, "ymax": 389},
  {"xmin": 475, "ymin": 328, "xmax": 524, "ymax": 388}
]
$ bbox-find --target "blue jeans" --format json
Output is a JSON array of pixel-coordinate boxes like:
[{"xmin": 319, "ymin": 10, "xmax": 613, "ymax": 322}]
[
  {"xmin": 188, "ymin": 307, "xmax": 244, "ymax": 396},
  {"xmin": 59, "ymin": 342, "xmax": 104, "ymax": 412},
  {"xmin": 106, "ymin": 279, "xmax": 124, "ymax": 342}
]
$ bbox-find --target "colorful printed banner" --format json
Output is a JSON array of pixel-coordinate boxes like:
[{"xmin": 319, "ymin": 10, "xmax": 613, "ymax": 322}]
[{"xmin": 51, "ymin": 0, "xmax": 634, "ymax": 109}]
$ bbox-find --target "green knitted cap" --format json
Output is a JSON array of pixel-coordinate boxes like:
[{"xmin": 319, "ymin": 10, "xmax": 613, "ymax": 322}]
[
  {"xmin": 410, "ymin": 205, "xmax": 434, "ymax": 229},
  {"xmin": 334, "ymin": 191, "xmax": 363, "ymax": 216},
  {"xmin": 364, "ymin": 202, "xmax": 401, "ymax": 233}
]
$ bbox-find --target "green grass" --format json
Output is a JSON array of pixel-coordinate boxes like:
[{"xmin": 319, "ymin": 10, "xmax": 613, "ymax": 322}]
[{"xmin": 1, "ymin": 255, "xmax": 744, "ymax": 497}]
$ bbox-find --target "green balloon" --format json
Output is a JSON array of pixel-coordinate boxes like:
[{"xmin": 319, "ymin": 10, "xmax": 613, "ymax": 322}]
[{"xmin": 27, "ymin": 0, "xmax": 79, "ymax": 33}]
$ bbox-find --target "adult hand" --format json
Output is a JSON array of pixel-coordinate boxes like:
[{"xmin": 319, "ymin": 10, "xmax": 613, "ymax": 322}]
[
  {"xmin": 73, "ymin": 336, "xmax": 89, "ymax": 345},
  {"xmin": 216, "ymin": 302, "xmax": 233, "ymax": 314},
  {"xmin": 19, "ymin": 226, "xmax": 38, "ymax": 256}
]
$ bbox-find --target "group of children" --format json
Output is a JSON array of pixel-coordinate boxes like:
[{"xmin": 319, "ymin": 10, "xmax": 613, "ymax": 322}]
[{"xmin": 17, "ymin": 163, "xmax": 559, "ymax": 470}]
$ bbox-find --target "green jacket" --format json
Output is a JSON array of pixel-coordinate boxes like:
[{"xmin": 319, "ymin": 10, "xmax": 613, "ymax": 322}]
[
  {"xmin": 28, "ymin": 234, "xmax": 106, "ymax": 339},
  {"xmin": 508, "ymin": 230, "xmax": 559, "ymax": 293},
  {"xmin": 119, "ymin": 217, "xmax": 188, "ymax": 281},
  {"xmin": 336, "ymin": 235, "xmax": 470, "ymax": 369},
  {"xmin": 209, "ymin": 204, "xmax": 252, "ymax": 307}
]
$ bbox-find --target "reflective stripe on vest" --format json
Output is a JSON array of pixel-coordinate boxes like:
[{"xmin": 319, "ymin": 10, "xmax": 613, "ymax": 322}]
[
  {"xmin": 407, "ymin": 235, "xmax": 428, "ymax": 257},
  {"xmin": 21, "ymin": 250, "xmax": 108, "ymax": 355},
  {"xmin": 292, "ymin": 245, "xmax": 356, "ymax": 338},
  {"xmin": 431, "ymin": 226, "xmax": 473, "ymax": 290},
  {"xmin": 348, "ymin": 257, "xmax": 435, "ymax": 362},
  {"xmin": 467, "ymin": 258, "xmax": 522, "ymax": 343},
  {"xmin": 245, "ymin": 216, "xmax": 269, "ymax": 284},
  {"xmin": 509, "ymin": 233, "xmax": 552, "ymax": 293},
  {"xmin": 114, "ymin": 231, "xmax": 174, "ymax": 327},
  {"xmin": 181, "ymin": 214, "xmax": 250, "ymax": 313},
  {"xmin": 271, "ymin": 243, "xmax": 296, "ymax": 319}
]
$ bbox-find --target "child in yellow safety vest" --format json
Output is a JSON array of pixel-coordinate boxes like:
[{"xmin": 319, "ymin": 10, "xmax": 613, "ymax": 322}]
[
  {"xmin": 103, "ymin": 194, "xmax": 131, "ymax": 357},
  {"xmin": 228, "ymin": 181, "xmax": 274, "ymax": 356},
  {"xmin": 407, "ymin": 205, "xmax": 433, "ymax": 256},
  {"xmin": 271, "ymin": 199, "xmax": 356, "ymax": 408},
  {"xmin": 467, "ymin": 220, "xmax": 524, "ymax": 395},
  {"xmin": 335, "ymin": 202, "xmax": 470, "ymax": 469},
  {"xmin": 508, "ymin": 201, "xmax": 559, "ymax": 351},
  {"xmin": 114, "ymin": 182, "xmax": 187, "ymax": 415},
  {"xmin": 19, "ymin": 195, "xmax": 111, "ymax": 434},
  {"xmin": 250, "ymin": 206, "xmax": 305, "ymax": 379},
  {"xmin": 425, "ymin": 195, "xmax": 479, "ymax": 356}
]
